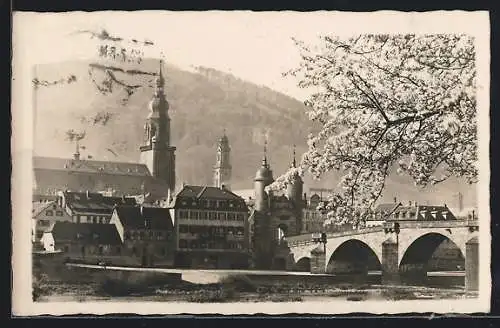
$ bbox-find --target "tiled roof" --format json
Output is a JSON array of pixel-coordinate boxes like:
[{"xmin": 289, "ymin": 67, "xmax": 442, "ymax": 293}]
[
  {"xmin": 34, "ymin": 156, "xmax": 151, "ymax": 176},
  {"xmin": 32, "ymin": 201, "xmax": 56, "ymax": 217},
  {"xmin": 63, "ymin": 191, "xmax": 137, "ymax": 214},
  {"xmin": 113, "ymin": 205, "xmax": 174, "ymax": 230},
  {"xmin": 374, "ymin": 203, "xmax": 401, "ymax": 214},
  {"xmin": 175, "ymin": 185, "xmax": 244, "ymax": 201},
  {"xmin": 49, "ymin": 221, "xmax": 121, "ymax": 245},
  {"xmin": 387, "ymin": 205, "xmax": 457, "ymax": 221},
  {"xmin": 33, "ymin": 156, "xmax": 170, "ymax": 197}
]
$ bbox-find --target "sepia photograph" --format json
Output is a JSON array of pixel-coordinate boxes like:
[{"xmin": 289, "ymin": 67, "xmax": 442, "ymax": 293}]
[{"xmin": 11, "ymin": 10, "xmax": 491, "ymax": 315}]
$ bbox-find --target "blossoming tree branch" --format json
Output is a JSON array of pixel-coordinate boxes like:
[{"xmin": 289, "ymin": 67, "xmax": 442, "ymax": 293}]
[{"xmin": 268, "ymin": 34, "xmax": 477, "ymax": 226}]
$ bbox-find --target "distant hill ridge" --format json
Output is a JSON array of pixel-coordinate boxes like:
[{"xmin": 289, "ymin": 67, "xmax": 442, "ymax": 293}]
[{"xmin": 33, "ymin": 59, "xmax": 476, "ymax": 208}]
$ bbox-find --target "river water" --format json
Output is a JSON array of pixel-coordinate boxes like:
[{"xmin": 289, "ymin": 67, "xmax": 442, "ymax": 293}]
[{"xmin": 39, "ymin": 271, "xmax": 474, "ymax": 303}]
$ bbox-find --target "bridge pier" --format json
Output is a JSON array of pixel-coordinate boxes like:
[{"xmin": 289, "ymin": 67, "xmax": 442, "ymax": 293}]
[
  {"xmin": 465, "ymin": 237, "xmax": 479, "ymax": 291},
  {"xmin": 310, "ymin": 245, "xmax": 326, "ymax": 274},
  {"xmin": 381, "ymin": 237, "xmax": 400, "ymax": 285}
]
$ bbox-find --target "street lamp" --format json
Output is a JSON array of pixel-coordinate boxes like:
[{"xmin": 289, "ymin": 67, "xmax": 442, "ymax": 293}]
[{"xmin": 312, "ymin": 232, "xmax": 328, "ymax": 253}]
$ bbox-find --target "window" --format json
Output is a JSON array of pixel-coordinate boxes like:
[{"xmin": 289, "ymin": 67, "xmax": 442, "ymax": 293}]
[
  {"xmin": 45, "ymin": 210, "xmax": 53, "ymax": 216},
  {"xmin": 99, "ymin": 217, "xmax": 104, "ymax": 224},
  {"xmin": 179, "ymin": 210, "xmax": 188, "ymax": 219},
  {"xmin": 179, "ymin": 239, "xmax": 188, "ymax": 248},
  {"xmin": 56, "ymin": 211, "xmax": 64, "ymax": 216},
  {"xmin": 218, "ymin": 213, "xmax": 226, "ymax": 220},
  {"xmin": 179, "ymin": 225, "xmax": 188, "ymax": 233},
  {"xmin": 64, "ymin": 245, "xmax": 69, "ymax": 252},
  {"xmin": 115, "ymin": 246, "xmax": 121, "ymax": 255},
  {"xmin": 92, "ymin": 217, "xmax": 97, "ymax": 224},
  {"xmin": 39, "ymin": 219, "xmax": 50, "ymax": 226},
  {"xmin": 190, "ymin": 211, "xmax": 198, "ymax": 220},
  {"xmin": 132, "ymin": 246, "xmax": 138, "ymax": 256},
  {"xmin": 98, "ymin": 246, "xmax": 104, "ymax": 255},
  {"xmin": 125, "ymin": 231, "xmax": 130, "ymax": 240}
]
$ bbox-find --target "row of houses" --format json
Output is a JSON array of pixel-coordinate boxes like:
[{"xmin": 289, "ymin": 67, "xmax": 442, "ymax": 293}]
[{"xmin": 33, "ymin": 185, "xmax": 250, "ymax": 269}]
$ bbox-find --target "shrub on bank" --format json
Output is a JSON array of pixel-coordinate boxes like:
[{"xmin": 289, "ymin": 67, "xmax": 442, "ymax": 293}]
[
  {"xmin": 381, "ymin": 288, "xmax": 416, "ymax": 300},
  {"xmin": 219, "ymin": 275, "xmax": 257, "ymax": 293},
  {"xmin": 187, "ymin": 288, "xmax": 237, "ymax": 303}
]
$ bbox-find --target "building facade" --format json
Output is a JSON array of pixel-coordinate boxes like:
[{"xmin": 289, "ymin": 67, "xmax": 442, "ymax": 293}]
[
  {"xmin": 57, "ymin": 190, "xmax": 137, "ymax": 224},
  {"xmin": 110, "ymin": 205, "xmax": 175, "ymax": 267},
  {"xmin": 213, "ymin": 132, "xmax": 232, "ymax": 190},
  {"xmin": 169, "ymin": 185, "xmax": 250, "ymax": 269},
  {"xmin": 41, "ymin": 222, "xmax": 122, "ymax": 262},
  {"xmin": 301, "ymin": 193, "xmax": 326, "ymax": 233},
  {"xmin": 139, "ymin": 61, "xmax": 176, "ymax": 194},
  {"xmin": 32, "ymin": 200, "xmax": 72, "ymax": 246}
]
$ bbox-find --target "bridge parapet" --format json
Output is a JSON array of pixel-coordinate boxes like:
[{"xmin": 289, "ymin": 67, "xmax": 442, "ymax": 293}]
[
  {"xmin": 286, "ymin": 220, "xmax": 474, "ymax": 248},
  {"xmin": 287, "ymin": 226, "xmax": 384, "ymax": 247}
]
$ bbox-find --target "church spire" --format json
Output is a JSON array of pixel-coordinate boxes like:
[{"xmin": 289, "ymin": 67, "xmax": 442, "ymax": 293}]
[
  {"xmin": 155, "ymin": 59, "xmax": 165, "ymax": 92},
  {"xmin": 291, "ymin": 144, "xmax": 297, "ymax": 168},
  {"xmin": 262, "ymin": 139, "xmax": 269, "ymax": 168}
]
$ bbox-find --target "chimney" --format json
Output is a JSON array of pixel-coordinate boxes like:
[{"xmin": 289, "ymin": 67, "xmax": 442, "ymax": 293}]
[
  {"xmin": 393, "ymin": 197, "xmax": 397, "ymax": 204},
  {"xmin": 86, "ymin": 190, "xmax": 90, "ymax": 199},
  {"xmin": 221, "ymin": 184, "xmax": 226, "ymax": 190},
  {"xmin": 140, "ymin": 205, "xmax": 144, "ymax": 217}
]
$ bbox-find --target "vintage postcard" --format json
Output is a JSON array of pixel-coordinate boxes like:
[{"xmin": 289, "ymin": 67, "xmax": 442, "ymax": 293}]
[{"xmin": 11, "ymin": 10, "xmax": 491, "ymax": 315}]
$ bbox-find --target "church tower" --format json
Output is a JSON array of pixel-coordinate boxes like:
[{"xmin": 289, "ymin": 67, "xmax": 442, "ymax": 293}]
[
  {"xmin": 286, "ymin": 144, "xmax": 304, "ymax": 207},
  {"xmin": 254, "ymin": 141, "xmax": 274, "ymax": 212},
  {"xmin": 213, "ymin": 130, "xmax": 232, "ymax": 190},
  {"xmin": 139, "ymin": 60, "xmax": 176, "ymax": 193}
]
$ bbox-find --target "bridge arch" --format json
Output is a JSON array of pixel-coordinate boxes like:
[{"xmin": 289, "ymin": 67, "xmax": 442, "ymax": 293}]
[
  {"xmin": 398, "ymin": 228, "xmax": 471, "ymax": 268},
  {"xmin": 399, "ymin": 232, "xmax": 465, "ymax": 277},
  {"xmin": 295, "ymin": 257, "xmax": 311, "ymax": 272},
  {"xmin": 326, "ymin": 239, "xmax": 382, "ymax": 274}
]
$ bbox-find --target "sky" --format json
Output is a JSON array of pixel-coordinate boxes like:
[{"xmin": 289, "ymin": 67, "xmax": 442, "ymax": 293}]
[{"xmin": 12, "ymin": 10, "xmax": 490, "ymax": 101}]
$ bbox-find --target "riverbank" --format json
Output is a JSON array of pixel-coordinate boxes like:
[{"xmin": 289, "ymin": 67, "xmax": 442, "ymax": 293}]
[{"xmin": 34, "ymin": 274, "xmax": 478, "ymax": 303}]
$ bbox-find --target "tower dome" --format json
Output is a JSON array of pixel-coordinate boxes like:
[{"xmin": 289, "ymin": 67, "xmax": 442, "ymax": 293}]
[
  {"xmin": 147, "ymin": 60, "xmax": 169, "ymax": 115},
  {"xmin": 255, "ymin": 152, "xmax": 274, "ymax": 183}
]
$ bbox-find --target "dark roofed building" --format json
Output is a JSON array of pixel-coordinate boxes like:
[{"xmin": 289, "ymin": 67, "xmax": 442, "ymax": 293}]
[
  {"xmin": 365, "ymin": 202, "xmax": 403, "ymax": 227},
  {"xmin": 389, "ymin": 204, "xmax": 456, "ymax": 221},
  {"xmin": 57, "ymin": 190, "xmax": 138, "ymax": 224},
  {"xmin": 41, "ymin": 222, "xmax": 122, "ymax": 260},
  {"xmin": 113, "ymin": 205, "xmax": 174, "ymax": 231},
  {"xmin": 33, "ymin": 156, "xmax": 170, "ymax": 199},
  {"xmin": 110, "ymin": 205, "xmax": 175, "ymax": 267}
]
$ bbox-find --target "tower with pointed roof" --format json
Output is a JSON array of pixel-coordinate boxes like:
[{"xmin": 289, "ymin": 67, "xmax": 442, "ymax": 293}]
[
  {"xmin": 254, "ymin": 141, "xmax": 274, "ymax": 212},
  {"xmin": 139, "ymin": 60, "xmax": 176, "ymax": 193},
  {"xmin": 213, "ymin": 130, "xmax": 232, "ymax": 190},
  {"xmin": 286, "ymin": 144, "xmax": 304, "ymax": 207}
]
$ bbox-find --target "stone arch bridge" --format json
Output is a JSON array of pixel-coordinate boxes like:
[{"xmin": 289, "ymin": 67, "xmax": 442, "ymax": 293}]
[{"xmin": 285, "ymin": 219, "xmax": 479, "ymax": 291}]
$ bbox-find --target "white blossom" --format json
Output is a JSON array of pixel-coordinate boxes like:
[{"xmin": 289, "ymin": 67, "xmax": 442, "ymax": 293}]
[{"xmin": 269, "ymin": 34, "xmax": 477, "ymax": 226}]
